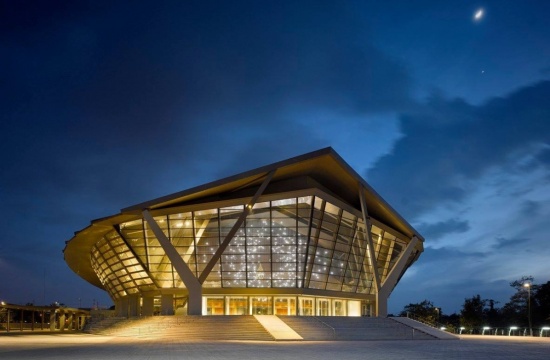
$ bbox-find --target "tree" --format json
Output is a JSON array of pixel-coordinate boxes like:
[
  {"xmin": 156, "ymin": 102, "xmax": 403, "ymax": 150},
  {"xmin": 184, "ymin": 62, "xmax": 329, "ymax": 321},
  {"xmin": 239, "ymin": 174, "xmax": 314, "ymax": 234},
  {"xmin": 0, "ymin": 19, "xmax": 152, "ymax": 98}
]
[
  {"xmin": 440, "ymin": 312, "xmax": 460, "ymax": 333},
  {"xmin": 460, "ymin": 295, "xmax": 486, "ymax": 331},
  {"xmin": 501, "ymin": 276, "xmax": 535, "ymax": 327},
  {"xmin": 533, "ymin": 281, "xmax": 550, "ymax": 326},
  {"xmin": 399, "ymin": 300, "xmax": 440, "ymax": 324},
  {"xmin": 504, "ymin": 277, "xmax": 550, "ymax": 327}
]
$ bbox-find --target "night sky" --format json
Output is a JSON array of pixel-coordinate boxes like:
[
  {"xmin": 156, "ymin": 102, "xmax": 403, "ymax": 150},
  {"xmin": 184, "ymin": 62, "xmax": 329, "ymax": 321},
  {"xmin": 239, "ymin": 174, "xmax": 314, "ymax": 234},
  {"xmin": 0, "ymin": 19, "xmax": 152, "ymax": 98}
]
[{"xmin": 1, "ymin": 1, "xmax": 549, "ymax": 314}]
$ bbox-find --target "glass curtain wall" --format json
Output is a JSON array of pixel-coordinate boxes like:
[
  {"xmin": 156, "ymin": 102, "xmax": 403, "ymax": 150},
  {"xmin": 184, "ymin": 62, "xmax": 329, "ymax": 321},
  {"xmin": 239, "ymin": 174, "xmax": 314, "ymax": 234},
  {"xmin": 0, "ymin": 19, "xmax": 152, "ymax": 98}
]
[{"xmin": 92, "ymin": 195, "xmax": 411, "ymax": 301}]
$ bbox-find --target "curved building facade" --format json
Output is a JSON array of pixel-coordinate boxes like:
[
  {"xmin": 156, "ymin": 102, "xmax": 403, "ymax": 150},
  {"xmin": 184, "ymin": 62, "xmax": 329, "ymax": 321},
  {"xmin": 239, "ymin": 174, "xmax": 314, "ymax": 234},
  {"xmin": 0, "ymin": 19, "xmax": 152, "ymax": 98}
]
[{"xmin": 64, "ymin": 148, "xmax": 424, "ymax": 317}]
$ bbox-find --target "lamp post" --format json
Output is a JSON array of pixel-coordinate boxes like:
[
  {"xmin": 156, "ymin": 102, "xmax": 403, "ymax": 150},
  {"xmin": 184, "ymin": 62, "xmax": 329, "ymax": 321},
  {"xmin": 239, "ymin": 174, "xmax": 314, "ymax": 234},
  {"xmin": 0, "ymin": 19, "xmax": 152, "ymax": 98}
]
[{"xmin": 524, "ymin": 283, "xmax": 532, "ymax": 336}]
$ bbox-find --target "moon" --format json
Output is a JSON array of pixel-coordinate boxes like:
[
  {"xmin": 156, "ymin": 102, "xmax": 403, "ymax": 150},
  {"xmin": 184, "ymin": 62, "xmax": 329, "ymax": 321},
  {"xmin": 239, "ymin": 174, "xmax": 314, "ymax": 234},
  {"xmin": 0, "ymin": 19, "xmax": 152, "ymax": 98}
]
[{"xmin": 474, "ymin": 8, "xmax": 484, "ymax": 21}]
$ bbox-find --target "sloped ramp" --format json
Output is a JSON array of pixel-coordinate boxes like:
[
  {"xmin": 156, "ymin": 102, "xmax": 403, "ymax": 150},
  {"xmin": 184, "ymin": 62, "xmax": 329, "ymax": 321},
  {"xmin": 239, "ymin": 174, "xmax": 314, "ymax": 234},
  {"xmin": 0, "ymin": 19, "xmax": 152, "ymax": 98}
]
[
  {"xmin": 390, "ymin": 317, "xmax": 459, "ymax": 340},
  {"xmin": 254, "ymin": 315, "xmax": 303, "ymax": 340}
]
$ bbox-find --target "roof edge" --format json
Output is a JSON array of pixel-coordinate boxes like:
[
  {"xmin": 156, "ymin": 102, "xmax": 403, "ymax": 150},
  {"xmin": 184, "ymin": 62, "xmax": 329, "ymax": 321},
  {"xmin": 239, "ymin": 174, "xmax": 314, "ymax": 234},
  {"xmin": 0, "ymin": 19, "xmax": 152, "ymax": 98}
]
[{"xmin": 121, "ymin": 147, "xmax": 335, "ymax": 212}]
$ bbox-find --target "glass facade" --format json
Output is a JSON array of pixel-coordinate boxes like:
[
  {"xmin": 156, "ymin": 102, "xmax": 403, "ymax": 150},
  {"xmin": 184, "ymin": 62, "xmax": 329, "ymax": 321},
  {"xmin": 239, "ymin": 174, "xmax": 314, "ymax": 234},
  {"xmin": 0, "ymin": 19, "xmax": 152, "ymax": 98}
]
[
  {"xmin": 89, "ymin": 194, "xmax": 415, "ymax": 307},
  {"xmin": 201, "ymin": 295, "xmax": 361, "ymax": 316}
]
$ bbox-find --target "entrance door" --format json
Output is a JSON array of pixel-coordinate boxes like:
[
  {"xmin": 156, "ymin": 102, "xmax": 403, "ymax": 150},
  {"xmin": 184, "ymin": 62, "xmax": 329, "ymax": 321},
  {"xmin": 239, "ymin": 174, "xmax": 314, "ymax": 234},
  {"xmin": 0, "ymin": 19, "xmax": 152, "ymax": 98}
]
[{"xmin": 317, "ymin": 299, "xmax": 329, "ymax": 316}]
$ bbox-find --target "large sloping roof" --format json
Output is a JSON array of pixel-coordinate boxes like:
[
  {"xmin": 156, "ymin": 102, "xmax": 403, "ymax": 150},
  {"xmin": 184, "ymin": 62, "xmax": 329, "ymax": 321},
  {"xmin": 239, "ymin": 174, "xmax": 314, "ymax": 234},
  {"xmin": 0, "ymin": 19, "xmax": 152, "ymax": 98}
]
[{"xmin": 64, "ymin": 147, "xmax": 424, "ymax": 289}]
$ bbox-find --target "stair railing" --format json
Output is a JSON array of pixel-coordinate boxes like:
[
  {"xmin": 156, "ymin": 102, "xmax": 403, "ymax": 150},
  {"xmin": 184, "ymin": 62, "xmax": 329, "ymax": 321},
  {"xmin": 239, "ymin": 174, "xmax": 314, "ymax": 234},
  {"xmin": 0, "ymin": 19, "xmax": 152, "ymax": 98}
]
[{"xmin": 311, "ymin": 316, "xmax": 336, "ymax": 338}]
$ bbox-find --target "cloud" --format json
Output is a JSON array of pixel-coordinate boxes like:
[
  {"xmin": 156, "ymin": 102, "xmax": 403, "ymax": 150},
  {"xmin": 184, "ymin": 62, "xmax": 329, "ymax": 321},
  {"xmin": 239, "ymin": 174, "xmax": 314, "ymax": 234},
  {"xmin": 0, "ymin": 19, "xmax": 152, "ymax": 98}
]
[
  {"xmin": 0, "ymin": 1, "xmax": 418, "ymax": 305},
  {"xmin": 367, "ymin": 81, "xmax": 550, "ymax": 219},
  {"xmin": 2, "ymin": 2, "xmax": 548, "ymax": 313},
  {"xmin": 369, "ymin": 81, "xmax": 550, "ymax": 313},
  {"xmin": 417, "ymin": 218, "xmax": 470, "ymax": 241},
  {"xmin": 520, "ymin": 200, "xmax": 541, "ymax": 218},
  {"xmin": 492, "ymin": 236, "xmax": 530, "ymax": 251},
  {"xmin": 1, "ymin": 0, "xmax": 418, "ymax": 216}
]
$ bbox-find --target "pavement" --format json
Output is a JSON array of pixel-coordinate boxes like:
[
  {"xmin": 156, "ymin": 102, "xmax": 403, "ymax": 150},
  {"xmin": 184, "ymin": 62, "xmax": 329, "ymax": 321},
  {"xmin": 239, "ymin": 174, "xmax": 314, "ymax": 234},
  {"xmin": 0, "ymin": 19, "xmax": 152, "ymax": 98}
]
[{"xmin": 0, "ymin": 333, "xmax": 549, "ymax": 359}]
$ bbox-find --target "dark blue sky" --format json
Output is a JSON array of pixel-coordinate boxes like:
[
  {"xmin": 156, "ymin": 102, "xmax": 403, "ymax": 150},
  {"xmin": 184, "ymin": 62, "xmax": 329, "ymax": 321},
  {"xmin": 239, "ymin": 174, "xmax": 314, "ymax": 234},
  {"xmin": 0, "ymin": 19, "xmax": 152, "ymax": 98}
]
[{"xmin": 1, "ymin": 0, "xmax": 549, "ymax": 314}]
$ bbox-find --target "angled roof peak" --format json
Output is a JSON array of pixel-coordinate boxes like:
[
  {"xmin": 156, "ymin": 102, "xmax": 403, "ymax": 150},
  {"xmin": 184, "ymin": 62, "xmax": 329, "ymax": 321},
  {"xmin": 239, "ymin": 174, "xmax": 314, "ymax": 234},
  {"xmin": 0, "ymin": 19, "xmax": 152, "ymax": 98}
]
[{"xmin": 120, "ymin": 147, "xmax": 422, "ymax": 241}]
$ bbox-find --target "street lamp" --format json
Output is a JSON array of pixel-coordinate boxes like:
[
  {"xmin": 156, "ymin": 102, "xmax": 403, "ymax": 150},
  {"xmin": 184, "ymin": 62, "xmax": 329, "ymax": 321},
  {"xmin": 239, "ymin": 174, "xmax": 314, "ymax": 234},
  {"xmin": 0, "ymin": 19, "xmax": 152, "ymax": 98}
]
[{"xmin": 524, "ymin": 283, "xmax": 532, "ymax": 336}]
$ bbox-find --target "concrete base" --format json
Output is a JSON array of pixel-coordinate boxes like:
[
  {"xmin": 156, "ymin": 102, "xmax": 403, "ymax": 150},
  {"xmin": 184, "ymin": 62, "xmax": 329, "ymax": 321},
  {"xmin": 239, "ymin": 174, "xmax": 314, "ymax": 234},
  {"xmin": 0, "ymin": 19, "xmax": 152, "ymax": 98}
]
[
  {"xmin": 128, "ymin": 295, "xmax": 140, "ymax": 317},
  {"xmin": 161, "ymin": 294, "xmax": 174, "ymax": 315},
  {"xmin": 142, "ymin": 297, "xmax": 154, "ymax": 316}
]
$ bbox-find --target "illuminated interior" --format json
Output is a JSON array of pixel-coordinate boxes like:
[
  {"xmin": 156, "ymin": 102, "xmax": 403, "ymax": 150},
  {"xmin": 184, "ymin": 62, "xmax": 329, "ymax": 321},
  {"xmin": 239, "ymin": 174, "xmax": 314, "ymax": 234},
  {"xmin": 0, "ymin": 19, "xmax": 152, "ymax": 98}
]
[{"xmin": 89, "ymin": 194, "xmax": 415, "ymax": 316}]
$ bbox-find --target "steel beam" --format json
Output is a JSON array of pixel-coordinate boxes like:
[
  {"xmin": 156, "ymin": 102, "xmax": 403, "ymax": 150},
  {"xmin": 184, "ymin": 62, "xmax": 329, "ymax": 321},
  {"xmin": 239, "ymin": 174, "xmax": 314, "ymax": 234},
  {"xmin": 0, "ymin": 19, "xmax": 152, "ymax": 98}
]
[
  {"xmin": 198, "ymin": 170, "xmax": 275, "ymax": 284},
  {"xmin": 359, "ymin": 186, "xmax": 381, "ymax": 291},
  {"xmin": 376, "ymin": 236, "xmax": 419, "ymax": 317},
  {"xmin": 142, "ymin": 209, "xmax": 203, "ymax": 315}
]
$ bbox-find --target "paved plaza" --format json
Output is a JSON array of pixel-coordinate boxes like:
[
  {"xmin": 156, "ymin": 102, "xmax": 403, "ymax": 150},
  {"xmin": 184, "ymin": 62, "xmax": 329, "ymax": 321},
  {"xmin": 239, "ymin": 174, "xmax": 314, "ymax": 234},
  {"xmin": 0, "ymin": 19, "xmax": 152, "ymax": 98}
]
[{"xmin": 0, "ymin": 334, "xmax": 549, "ymax": 359}]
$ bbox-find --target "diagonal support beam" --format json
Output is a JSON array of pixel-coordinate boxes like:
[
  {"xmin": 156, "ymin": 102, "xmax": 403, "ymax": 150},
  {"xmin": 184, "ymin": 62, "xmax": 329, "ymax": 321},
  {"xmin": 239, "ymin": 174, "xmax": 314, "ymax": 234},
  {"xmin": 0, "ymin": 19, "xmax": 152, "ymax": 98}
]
[
  {"xmin": 359, "ymin": 186, "xmax": 381, "ymax": 292},
  {"xmin": 380, "ymin": 236, "xmax": 419, "ymax": 294},
  {"xmin": 142, "ymin": 210, "xmax": 203, "ymax": 314},
  {"xmin": 376, "ymin": 236, "xmax": 419, "ymax": 317},
  {"xmin": 198, "ymin": 170, "xmax": 276, "ymax": 284}
]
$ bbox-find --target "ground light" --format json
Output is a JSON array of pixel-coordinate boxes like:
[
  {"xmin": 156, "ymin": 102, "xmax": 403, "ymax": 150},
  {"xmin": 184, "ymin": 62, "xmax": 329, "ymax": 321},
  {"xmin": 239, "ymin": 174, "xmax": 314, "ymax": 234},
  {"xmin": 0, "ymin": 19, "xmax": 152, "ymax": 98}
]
[
  {"xmin": 541, "ymin": 327, "xmax": 550, "ymax": 337},
  {"xmin": 508, "ymin": 326, "xmax": 518, "ymax": 336},
  {"xmin": 482, "ymin": 326, "xmax": 491, "ymax": 335},
  {"xmin": 459, "ymin": 326, "xmax": 465, "ymax": 334}
]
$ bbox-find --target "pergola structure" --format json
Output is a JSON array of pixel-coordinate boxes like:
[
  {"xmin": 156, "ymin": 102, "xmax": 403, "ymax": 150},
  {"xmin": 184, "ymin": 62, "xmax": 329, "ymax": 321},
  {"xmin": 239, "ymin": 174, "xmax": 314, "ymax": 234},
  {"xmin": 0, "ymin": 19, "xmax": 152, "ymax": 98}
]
[
  {"xmin": 0, "ymin": 303, "xmax": 89, "ymax": 332},
  {"xmin": 64, "ymin": 148, "xmax": 424, "ymax": 317}
]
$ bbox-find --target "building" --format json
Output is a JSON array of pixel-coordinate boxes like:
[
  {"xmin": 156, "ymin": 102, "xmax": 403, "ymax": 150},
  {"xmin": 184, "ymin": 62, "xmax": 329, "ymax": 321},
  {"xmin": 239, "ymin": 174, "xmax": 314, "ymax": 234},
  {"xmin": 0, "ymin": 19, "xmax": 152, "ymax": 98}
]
[{"xmin": 64, "ymin": 148, "xmax": 424, "ymax": 318}]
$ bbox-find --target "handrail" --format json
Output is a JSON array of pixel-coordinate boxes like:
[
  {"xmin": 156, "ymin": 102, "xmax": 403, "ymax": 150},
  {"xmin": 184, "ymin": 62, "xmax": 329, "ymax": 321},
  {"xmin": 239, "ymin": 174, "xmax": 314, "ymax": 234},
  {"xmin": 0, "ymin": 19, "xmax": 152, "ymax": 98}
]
[
  {"xmin": 405, "ymin": 313, "xmax": 445, "ymax": 330},
  {"xmin": 311, "ymin": 316, "xmax": 336, "ymax": 338}
]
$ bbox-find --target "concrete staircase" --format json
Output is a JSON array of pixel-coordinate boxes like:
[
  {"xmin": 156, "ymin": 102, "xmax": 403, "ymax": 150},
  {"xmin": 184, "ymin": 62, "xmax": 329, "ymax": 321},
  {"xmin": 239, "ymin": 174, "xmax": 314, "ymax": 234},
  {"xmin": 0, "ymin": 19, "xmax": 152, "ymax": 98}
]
[
  {"xmin": 86, "ymin": 315, "xmax": 274, "ymax": 341},
  {"xmin": 279, "ymin": 316, "xmax": 437, "ymax": 340},
  {"xmin": 83, "ymin": 316, "xmax": 128, "ymax": 334},
  {"xmin": 84, "ymin": 316, "xmax": 452, "ymax": 341}
]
